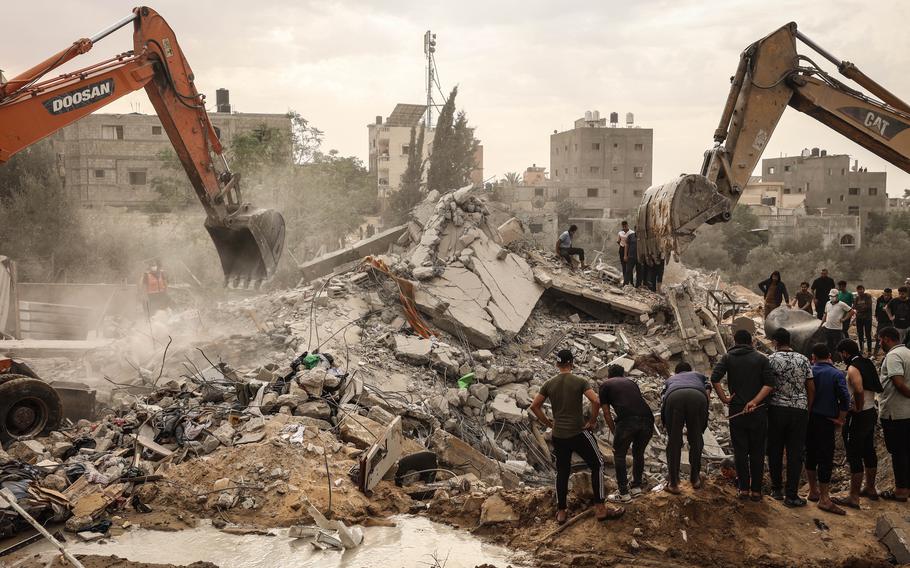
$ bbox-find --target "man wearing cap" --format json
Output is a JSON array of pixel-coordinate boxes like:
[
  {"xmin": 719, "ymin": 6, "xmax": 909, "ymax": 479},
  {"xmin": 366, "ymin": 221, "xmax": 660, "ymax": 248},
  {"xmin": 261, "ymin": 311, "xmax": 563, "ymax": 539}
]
[
  {"xmin": 529, "ymin": 349, "xmax": 624, "ymax": 523},
  {"xmin": 821, "ymin": 289, "xmax": 854, "ymax": 356}
]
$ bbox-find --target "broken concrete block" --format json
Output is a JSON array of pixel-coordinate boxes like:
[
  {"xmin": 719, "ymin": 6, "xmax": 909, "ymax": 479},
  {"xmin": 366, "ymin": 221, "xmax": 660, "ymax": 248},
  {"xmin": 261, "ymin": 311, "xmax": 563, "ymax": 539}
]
[
  {"xmin": 490, "ymin": 394, "xmax": 523, "ymax": 422},
  {"xmin": 468, "ymin": 383, "xmax": 490, "ymax": 403},
  {"xmin": 211, "ymin": 422, "xmax": 236, "ymax": 447},
  {"xmin": 479, "ymin": 494, "xmax": 518, "ymax": 525},
  {"xmin": 297, "ymin": 369, "xmax": 325, "ymax": 398},
  {"xmin": 495, "ymin": 383, "xmax": 532, "ymax": 408},
  {"xmin": 412, "ymin": 266, "xmax": 435, "ymax": 280},
  {"xmin": 394, "ymin": 335, "xmax": 432, "ymax": 365},
  {"xmin": 497, "ymin": 218, "xmax": 525, "ymax": 247},
  {"xmin": 608, "ymin": 356, "xmax": 635, "ymax": 374},
  {"xmin": 472, "ymin": 349, "xmax": 494, "ymax": 363},
  {"xmin": 295, "ymin": 401, "xmax": 332, "ymax": 421},
  {"xmin": 569, "ymin": 313, "xmax": 581, "ymax": 323},
  {"xmin": 877, "ymin": 513, "xmax": 910, "ymax": 564},
  {"xmin": 7, "ymin": 440, "xmax": 46, "ymax": 462},
  {"xmin": 213, "ymin": 478, "xmax": 233, "ymax": 491},
  {"xmin": 429, "ymin": 430, "xmax": 518, "ymax": 488},
  {"xmin": 590, "ymin": 333, "xmax": 618, "ymax": 351}
]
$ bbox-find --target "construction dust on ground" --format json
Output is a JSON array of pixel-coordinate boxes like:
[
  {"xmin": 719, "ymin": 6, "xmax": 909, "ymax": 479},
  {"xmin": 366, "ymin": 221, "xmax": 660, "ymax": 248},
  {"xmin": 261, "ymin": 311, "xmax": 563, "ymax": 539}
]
[{"xmin": 0, "ymin": 186, "xmax": 904, "ymax": 568}]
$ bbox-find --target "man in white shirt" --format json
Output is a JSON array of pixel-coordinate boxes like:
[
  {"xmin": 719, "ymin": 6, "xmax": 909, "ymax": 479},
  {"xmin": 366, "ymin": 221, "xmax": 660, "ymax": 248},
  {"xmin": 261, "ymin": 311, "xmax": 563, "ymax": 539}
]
[
  {"xmin": 617, "ymin": 220, "xmax": 630, "ymax": 275},
  {"xmin": 877, "ymin": 326, "xmax": 910, "ymax": 502},
  {"xmin": 556, "ymin": 225, "xmax": 588, "ymax": 269},
  {"xmin": 821, "ymin": 289, "xmax": 854, "ymax": 357}
]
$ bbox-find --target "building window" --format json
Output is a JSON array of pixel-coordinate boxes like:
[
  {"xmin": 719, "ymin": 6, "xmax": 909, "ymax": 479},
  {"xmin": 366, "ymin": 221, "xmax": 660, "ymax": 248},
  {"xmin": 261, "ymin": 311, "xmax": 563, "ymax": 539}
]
[
  {"xmin": 826, "ymin": 198, "xmax": 832, "ymax": 204},
  {"xmin": 573, "ymin": 167, "xmax": 578, "ymax": 174},
  {"xmin": 612, "ymin": 166, "xmax": 619, "ymax": 172},
  {"xmin": 574, "ymin": 144, "xmax": 578, "ymax": 152},
  {"xmin": 534, "ymin": 187, "xmax": 545, "ymax": 197},
  {"xmin": 587, "ymin": 188, "xmax": 599, "ymax": 198},
  {"xmin": 401, "ymin": 144, "xmax": 410, "ymax": 156},
  {"xmin": 633, "ymin": 190, "xmax": 643, "ymax": 197},
  {"xmin": 848, "ymin": 187, "xmax": 859, "ymax": 196},
  {"xmin": 634, "ymin": 143, "xmax": 644, "ymax": 151},
  {"xmin": 840, "ymin": 234, "xmax": 856, "ymax": 247},
  {"xmin": 783, "ymin": 187, "xmax": 791, "ymax": 194},
  {"xmin": 128, "ymin": 170, "xmax": 147, "ymax": 186},
  {"xmin": 848, "ymin": 206, "xmax": 860, "ymax": 216},
  {"xmin": 152, "ymin": 126, "xmax": 162, "ymax": 135},
  {"xmin": 93, "ymin": 169, "xmax": 105, "ymax": 178},
  {"xmin": 590, "ymin": 166, "xmax": 600, "ymax": 175},
  {"xmin": 612, "ymin": 189, "xmax": 618, "ymax": 194},
  {"xmin": 101, "ymin": 125, "xmax": 124, "ymax": 140},
  {"xmin": 529, "ymin": 223, "xmax": 544, "ymax": 233},
  {"xmin": 841, "ymin": 168, "xmax": 846, "ymax": 175},
  {"xmin": 784, "ymin": 165, "xmax": 791, "ymax": 172},
  {"xmin": 633, "ymin": 166, "xmax": 644, "ymax": 178},
  {"xmin": 768, "ymin": 166, "xmax": 775, "ymax": 174},
  {"xmin": 869, "ymin": 187, "xmax": 878, "ymax": 196},
  {"xmin": 564, "ymin": 168, "xmax": 568, "ymax": 174},
  {"xmin": 840, "ymin": 195, "xmax": 845, "ymax": 202},
  {"xmin": 558, "ymin": 188, "xmax": 570, "ymax": 199},
  {"xmin": 554, "ymin": 170, "xmax": 558, "ymax": 178},
  {"xmin": 613, "ymin": 143, "xmax": 618, "ymax": 148},
  {"xmin": 592, "ymin": 143, "xmax": 600, "ymax": 151}
]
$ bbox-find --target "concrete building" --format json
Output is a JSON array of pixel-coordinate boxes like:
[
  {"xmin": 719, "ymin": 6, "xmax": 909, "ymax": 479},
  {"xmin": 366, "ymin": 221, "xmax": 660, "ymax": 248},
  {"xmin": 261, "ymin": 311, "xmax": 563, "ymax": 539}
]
[
  {"xmin": 522, "ymin": 164, "xmax": 547, "ymax": 185},
  {"xmin": 740, "ymin": 177, "xmax": 805, "ymax": 210},
  {"xmin": 367, "ymin": 103, "xmax": 483, "ymax": 202},
  {"xmin": 549, "ymin": 111, "xmax": 653, "ymax": 226},
  {"xmin": 761, "ymin": 214, "xmax": 862, "ymax": 249},
  {"xmin": 760, "ymin": 148, "xmax": 888, "ymax": 226},
  {"xmin": 50, "ymin": 90, "xmax": 291, "ymax": 209}
]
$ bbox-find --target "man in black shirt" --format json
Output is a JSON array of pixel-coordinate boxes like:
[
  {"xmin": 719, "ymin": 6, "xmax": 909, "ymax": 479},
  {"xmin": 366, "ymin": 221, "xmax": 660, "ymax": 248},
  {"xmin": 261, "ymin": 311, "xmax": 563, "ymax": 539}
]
[
  {"xmin": 887, "ymin": 286, "xmax": 910, "ymax": 345},
  {"xmin": 711, "ymin": 329, "xmax": 776, "ymax": 500},
  {"xmin": 599, "ymin": 364, "xmax": 654, "ymax": 503},
  {"xmin": 876, "ymin": 288, "xmax": 895, "ymax": 356},
  {"xmin": 811, "ymin": 269, "xmax": 836, "ymax": 320}
]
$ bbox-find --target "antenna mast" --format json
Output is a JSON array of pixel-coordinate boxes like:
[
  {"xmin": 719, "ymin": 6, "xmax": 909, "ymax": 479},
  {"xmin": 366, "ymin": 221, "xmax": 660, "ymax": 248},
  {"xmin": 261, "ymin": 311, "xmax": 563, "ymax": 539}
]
[{"xmin": 423, "ymin": 30, "xmax": 437, "ymax": 128}]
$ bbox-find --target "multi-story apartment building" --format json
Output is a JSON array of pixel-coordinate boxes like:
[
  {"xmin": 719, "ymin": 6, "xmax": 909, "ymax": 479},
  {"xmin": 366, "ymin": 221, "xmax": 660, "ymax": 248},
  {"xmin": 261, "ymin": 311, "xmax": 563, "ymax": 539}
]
[
  {"xmin": 549, "ymin": 111, "xmax": 653, "ymax": 224},
  {"xmin": 760, "ymin": 148, "xmax": 888, "ymax": 226},
  {"xmin": 367, "ymin": 103, "xmax": 484, "ymax": 203},
  {"xmin": 50, "ymin": 89, "xmax": 290, "ymax": 209}
]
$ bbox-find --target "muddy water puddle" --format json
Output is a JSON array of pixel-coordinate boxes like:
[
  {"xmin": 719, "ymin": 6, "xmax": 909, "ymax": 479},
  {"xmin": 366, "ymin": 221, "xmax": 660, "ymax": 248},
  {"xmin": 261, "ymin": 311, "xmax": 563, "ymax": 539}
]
[{"xmin": 27, "ymin": 516, "xmax": 526, "ymax": 567}]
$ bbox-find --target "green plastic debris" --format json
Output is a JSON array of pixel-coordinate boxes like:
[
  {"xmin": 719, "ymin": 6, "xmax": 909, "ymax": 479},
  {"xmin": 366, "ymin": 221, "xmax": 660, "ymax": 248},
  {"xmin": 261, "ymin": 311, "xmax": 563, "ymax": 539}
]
[
  {"xmin": 303, "ymin": 353, "xmax": 321, "ymax": 369},
  {"xmin": 457, "ymin": 372, "xmax": 475, "ymax": 389}
]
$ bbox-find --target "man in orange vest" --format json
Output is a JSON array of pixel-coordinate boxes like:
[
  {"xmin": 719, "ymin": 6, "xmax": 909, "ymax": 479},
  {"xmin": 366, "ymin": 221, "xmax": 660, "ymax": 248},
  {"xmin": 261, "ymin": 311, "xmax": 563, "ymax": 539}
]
[{"xmin": 140, "ymin": 259, "xmax": 172, "ymax": 314}]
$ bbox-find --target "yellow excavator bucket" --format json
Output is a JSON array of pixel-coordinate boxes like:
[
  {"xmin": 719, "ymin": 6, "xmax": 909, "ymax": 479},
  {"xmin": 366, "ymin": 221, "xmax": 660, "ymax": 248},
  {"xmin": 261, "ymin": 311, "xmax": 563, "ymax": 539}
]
[
  {"xmin": 636, "ymin": 174, "xmax": 731, "ymax": 265},
  {"xmin": 205, "ymin": 205, "xmax": 285, "ymax": 288}
]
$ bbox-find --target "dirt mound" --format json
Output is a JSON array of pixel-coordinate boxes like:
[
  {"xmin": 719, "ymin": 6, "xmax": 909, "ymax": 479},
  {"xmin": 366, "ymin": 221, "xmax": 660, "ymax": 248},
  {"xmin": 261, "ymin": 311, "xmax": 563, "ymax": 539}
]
[{"xmin": 429, "ymin": 477, "xmax": 896, "ymax": 568}]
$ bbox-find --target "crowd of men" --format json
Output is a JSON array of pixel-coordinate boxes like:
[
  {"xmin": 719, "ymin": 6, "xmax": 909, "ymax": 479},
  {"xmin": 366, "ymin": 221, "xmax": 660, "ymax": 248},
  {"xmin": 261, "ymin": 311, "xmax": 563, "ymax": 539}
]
[
  {"xmin": 530, "ymin": 322, "xmax": 910, "ymax": 522},
  {"xmin": 759, "ymin": 268, "xmax": 910, "ymax": 354}
]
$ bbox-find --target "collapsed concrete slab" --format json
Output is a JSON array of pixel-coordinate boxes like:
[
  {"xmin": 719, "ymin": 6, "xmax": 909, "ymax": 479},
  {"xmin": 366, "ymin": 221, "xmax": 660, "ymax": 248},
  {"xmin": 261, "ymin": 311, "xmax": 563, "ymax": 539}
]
[
  {"xmin": 298, "ymin": 224, "xmax": 407, "ymax": 283},
  {"xmin": 532, "ymin": 263, "xmax": 651, "ymax": 319},
  {"xmin": 404, "ymin": 188, "xmax": 544, "ymax": 348}
]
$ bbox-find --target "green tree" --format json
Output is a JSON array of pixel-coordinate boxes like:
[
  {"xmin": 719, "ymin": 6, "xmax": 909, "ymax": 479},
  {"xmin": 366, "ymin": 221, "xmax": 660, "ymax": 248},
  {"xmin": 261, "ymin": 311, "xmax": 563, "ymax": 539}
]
[
  {"xmin": 865, "ymin": 211, "xmax": 888, "ymax": 239},
  {"xmin": 720, "ymin": 206, "xmax": 769, "ymax": 265},
  {"xmin": 0, "ymin": 140, "xmax": 86, "ymax": 281},
  {"xmin": 426, "ymin": 87, "xmax": 479, "ymax": 192},
  {"xmin": 502, "ymin": 172, "xmax": 521, "ymax": 186},
  {"xmin": 149, "ymin": 148, "xmax": 191, "ymax": 211}
]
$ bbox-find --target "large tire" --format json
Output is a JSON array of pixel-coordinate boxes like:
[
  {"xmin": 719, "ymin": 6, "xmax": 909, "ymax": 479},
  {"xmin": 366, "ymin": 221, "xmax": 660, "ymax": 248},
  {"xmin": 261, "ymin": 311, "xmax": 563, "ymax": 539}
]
[{"xmin": 0, "ymin": 377, "xmax": 63, "ymax": 445}]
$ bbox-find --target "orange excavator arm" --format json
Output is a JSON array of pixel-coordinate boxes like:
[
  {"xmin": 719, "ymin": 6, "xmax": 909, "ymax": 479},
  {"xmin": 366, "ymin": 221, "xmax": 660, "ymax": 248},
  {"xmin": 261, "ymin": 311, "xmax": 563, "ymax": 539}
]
[
  {"xmin": 637, "ymin": 22, "xmax": 910, "ymax": 264},
  {"xmin": 0, "ymin": 7, "xmax": 284, "ymax": 286}
]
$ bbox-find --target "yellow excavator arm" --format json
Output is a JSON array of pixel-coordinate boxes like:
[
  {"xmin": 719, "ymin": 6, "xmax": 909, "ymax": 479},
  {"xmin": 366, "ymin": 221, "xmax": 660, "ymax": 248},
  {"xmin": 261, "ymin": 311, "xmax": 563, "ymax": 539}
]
[{"xmin": 637, "ymin": 22, "xmax": 910, "ymax": 264}]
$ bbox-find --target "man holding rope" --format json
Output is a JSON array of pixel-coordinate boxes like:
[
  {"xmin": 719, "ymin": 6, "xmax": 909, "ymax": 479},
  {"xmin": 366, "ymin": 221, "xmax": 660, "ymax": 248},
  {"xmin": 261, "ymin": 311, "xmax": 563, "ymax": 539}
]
[{"xmin": 711, "ymin": 329, "xmax": 775, "ymax": 501}]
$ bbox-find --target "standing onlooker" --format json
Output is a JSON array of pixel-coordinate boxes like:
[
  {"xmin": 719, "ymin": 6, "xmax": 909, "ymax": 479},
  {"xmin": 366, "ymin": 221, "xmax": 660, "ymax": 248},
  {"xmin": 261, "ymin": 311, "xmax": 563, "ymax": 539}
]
[
  {"xmin": 821, "ymin": 290, "xmax": 854, "ymax": 355},
  {"xmin": 837, "ymin": 281, "xmax": 854, "ymax": 338},
  {"xmin": 529, "ymin": 350, "xmax": 622, "ymax": 522},
  {"xmin": 766, "ymin": 328, "xmax": 813, "ymax": 507},
  {"xmin": 794, "ymin": 282, "xmax": 815, "ymax": 315},
  {"xmin": 805, "ymin": 344, "xmax": 851, "ymax": 515},
  {"xmin": 758, "ymin": 271, "xmax": 790, "ymax": 318},
  {"xmin": 886, "ymin": 286, "xmax": 910, "ymax": 345},
  {"xmin": 876, "ymin": 327, "xmax": 910, "ymax": 502},
  {"xmin": 623, "ymin": 229, "xmax": 639, "ymax": 287},
  {"xmin": 617, "ymin": 221, "xmax": 630, "ymax": 277},
  {"xmin": 875, "ymin": 288, "xmax": 895, "ymax": 356},
  {"xmin": 711, "ymin": 330, "xmax": 775, "ymax": 501},
  {"xmin": 853, "ymin": 285, "xmax": 874, "ymax": 355},
  {"xmin": 599, "ymin": 364, "xmax": 654, "ymax": 503},
  {"xmin": 834, "ymin": 339, "xmax": 882, "ymax": 508},
  {"xmin": 660, "ymin": 362, "xmax": 711, "ymax": 494},
  {"xmin": 811, "ymin": 269, "xmax": 836, "ymax": 320}
]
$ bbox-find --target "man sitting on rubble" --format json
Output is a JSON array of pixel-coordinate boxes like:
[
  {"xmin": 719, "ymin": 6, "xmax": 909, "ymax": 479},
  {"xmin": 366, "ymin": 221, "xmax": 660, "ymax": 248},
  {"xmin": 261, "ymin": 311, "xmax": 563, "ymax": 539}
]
[
  {"xmin": 600, "ymin": 364, "xmax": 654, "ymax": 502},
  {"xmin": 556, "ymin": 225, "xmax": 588, "ymax": 269},
  {"xmin": 660, "ymin": 362, "xmax": 711, "ymax": 494},
  {"xmin": 711, "ymin": 329, "xmax": 775, "ymax": 501},
  {"xmin": 529, "ymin": 349, "xmax": 623, "ymax": 523}
]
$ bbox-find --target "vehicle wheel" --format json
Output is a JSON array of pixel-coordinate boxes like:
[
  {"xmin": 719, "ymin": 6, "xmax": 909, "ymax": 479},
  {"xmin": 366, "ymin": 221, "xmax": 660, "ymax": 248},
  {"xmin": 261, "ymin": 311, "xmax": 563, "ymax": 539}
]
[{"xmin": 0, "ymin": 376, "xmax": 63, "ymax": 444}]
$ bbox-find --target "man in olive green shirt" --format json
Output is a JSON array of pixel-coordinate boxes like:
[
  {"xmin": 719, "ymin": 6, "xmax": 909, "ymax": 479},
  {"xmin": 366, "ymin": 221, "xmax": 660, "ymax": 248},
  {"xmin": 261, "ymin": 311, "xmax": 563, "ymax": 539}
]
[{"xmin": 530, "ymin": 349, "xmax": 624, "ymax": 523}]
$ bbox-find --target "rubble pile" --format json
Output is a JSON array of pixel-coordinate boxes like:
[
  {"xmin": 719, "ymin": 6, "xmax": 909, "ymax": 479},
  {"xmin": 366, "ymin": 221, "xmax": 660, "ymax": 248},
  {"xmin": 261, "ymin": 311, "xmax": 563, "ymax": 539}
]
[{"xmin": 1, "ymin": 186, "xmax": 774, "ymax": 563}]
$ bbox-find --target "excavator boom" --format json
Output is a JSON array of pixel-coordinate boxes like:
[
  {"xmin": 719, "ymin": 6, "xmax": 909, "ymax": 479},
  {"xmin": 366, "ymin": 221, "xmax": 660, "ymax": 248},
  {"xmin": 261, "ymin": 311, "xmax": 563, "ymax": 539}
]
[
  {"xmin": 0, "ymin": 7, "xmax": 285, "ymax": 286},
  {"xmin": 637, "ymin": 22, "xmax": 910, "ymax": 265}
]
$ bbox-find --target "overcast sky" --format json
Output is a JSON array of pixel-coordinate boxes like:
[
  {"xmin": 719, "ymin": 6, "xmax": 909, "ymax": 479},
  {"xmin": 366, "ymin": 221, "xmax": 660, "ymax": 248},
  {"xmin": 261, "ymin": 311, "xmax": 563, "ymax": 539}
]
[{"xmin": 5, "ymin": 0, "xmax": 909, "ymax": 196}]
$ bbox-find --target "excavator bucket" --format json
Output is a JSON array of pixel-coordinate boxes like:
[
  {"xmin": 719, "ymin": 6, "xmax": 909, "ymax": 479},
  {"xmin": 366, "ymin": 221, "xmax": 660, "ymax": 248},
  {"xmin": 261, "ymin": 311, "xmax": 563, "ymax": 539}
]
[
  {"xmin": 636, "ymin": 174, "xmax": 732, "ymax": 265},
  {"xmin": 205, "ymin": 205, "xmax": 285, "ymax": 288}
]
